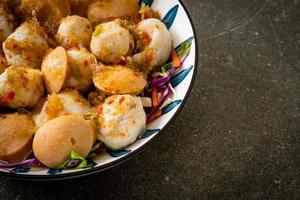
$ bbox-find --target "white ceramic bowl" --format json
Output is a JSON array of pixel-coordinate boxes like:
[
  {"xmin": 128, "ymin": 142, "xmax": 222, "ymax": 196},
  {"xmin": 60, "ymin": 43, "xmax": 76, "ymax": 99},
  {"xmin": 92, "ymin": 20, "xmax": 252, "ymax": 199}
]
[{"xmin": 0, "ymin": 0, "xmax": 198, "ymax": 180}]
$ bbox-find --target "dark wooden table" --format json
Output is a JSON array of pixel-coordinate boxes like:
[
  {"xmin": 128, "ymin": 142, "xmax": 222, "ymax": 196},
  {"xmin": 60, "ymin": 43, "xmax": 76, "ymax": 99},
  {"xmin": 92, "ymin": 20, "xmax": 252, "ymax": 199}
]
[{"xmin": 1, "ymin": 0, "xmax": 299, "ymax": 199}]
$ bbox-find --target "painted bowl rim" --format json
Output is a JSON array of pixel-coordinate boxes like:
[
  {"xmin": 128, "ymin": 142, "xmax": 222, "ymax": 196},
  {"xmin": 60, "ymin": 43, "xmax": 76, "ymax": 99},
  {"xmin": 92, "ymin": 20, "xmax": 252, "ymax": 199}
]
[{"xmin": 0, "ymin": 0, "xmax": 199, "ymax": 181}]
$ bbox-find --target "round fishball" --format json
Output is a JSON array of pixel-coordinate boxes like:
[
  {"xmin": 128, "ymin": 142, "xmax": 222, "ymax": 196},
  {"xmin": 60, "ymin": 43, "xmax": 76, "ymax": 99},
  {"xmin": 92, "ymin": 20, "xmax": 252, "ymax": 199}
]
[
  {"xmin": 0, "ymin": 53, "xmax": 7, "ymax": 74},
  {"xmin": 15, "ymin": 0, "xmax": 71, "ymax": 34},
  {"xmin": 33, "ymin": 90, "xmax": 92, "ymax": 128},
  {"xmin": 90, "ymin": 21, "xmax": 134, "ymax": 64},
  {"xmin": 68, "ymin": 0, "xmax": 90, "ymax": 17},
  {"xmin": 0, "ymin": 3, "xmax": 15, "ymax": 44},
  {"xmin": 0, "ymin": 66, "xmax": 44, "ymax": 108},
  {"xmin": 2, "ymin": 20, "xmax": 49, "ymax": 69},
  {"xmin": 96, "ymin": 95, "xmax": 146, "ymax": 150},
  {"xmin": 132, "ymin": 18, "xmax": 172, "ymax": 71},
  {"xmin": 64, "ymin": 47, "xmax": 96, "ymax": 92},
  {"xmin": 87, "ymin": 0, "xmax": 139, "ymax": 26},
  {"xmin": 56, "ymin": 15, "xmax": 93, "ymax": 48}
]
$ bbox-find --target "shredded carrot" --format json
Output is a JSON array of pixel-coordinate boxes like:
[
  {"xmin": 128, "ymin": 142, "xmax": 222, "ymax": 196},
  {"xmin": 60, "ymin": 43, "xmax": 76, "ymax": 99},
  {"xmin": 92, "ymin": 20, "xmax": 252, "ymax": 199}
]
[
  {"xmin": 152, "ymin": 87, "xmax": 159, "ymax": 107},
  {"xmin": 172, "ymin": 50, "xmax": 181, "ymax": 68},
  {"xmin": 153, "ymin": 109, "xmax": 162, "ymax": 118},
  {"xmin": 148, "ymin": 109, "xmax": 162, "ymax": 122}
]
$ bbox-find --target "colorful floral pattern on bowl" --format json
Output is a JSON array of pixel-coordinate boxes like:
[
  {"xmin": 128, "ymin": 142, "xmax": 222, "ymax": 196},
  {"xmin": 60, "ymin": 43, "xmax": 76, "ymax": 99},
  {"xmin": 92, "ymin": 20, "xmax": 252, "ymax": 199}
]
[{"xmin": 0, "ymin": 0, "xmax": 197, "ymax": 179}]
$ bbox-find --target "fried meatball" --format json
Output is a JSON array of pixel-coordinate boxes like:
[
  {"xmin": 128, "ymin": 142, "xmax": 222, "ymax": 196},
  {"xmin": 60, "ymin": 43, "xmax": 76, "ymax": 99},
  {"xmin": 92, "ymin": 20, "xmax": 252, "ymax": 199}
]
[
  {"xmin": 87, "ymin": 0, "xmax": 139, "ymax": 26},
  {"xmin": 33, "ymin": 90, "xmax": 91, "ymax": 127},
  {"xmin": 56, "ymin": 15, "xmax": 93, "ymax": 48},
  {"xmin": 64, "ymin": 47, "xmax": 96, "ymax": 92},
  {"xmin": 0, "ymin": 3, "xmax": 15, "ymax": 44},
  {"xmin": 15, "ymin": 0, "xmax": 71, "ymax": 34},
  {"xmin": 96, "ymin": 95, "xmax": 146, "ymax": 150},
  {"xmin": 132, "ymin": 18, "xmax": 172, "ymax": 71},
  {"xmin": 90, "ymin": 21, "xmax": 134, "ymax": 64},
  {"xmin": 0, "ymin": 53, "xmax": 7, "ymax": 74},
  {"xmin": 68, "ymin": 0, "xmax": 90, "ymax": 17},
  {"xmin": 0, "ymin": 66, "xmax": 44, "ymax": 108},
  {"xmin": 3, "ymin": 20, "xmax": 49, "ymax": 69}
]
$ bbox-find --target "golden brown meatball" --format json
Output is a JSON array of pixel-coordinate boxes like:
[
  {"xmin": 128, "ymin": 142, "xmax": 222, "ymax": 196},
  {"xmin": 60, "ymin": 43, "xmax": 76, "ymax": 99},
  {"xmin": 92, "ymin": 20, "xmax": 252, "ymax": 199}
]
[
  {"xmin": 68, "ymin": 0, "xmax": 90, "ymax": 17},
  {"xmin": 87, "ymin": 0, "xmax": 139, "ymax": 26},
  {"xmin": 56, "ymin": 15, "xmax": 93, "ymax": 49},
  {"xmin": 0, "ymin": 66, "xmax": 44, "ymax": 108},
  {"xmin": 132, "ymin": 18, "xmax": 172, "ymax": 72},
  {"xmin": 0, "ymin": 53, "xmax": 7, "ymax": 74},
  {"xmin": 15, "ymin": 0, "xmax": 71, "ymax": 34},
  {"xmin": 96, "ymin": 95, "xmax": 146, "ymax": 150},
  {"xmin": 0, "ymin": 3, "xmax": 15, "ymax": 45},
  {"xmin": 33, "ymin": 90, "xmax": 92, "ymax": 127},
  {"xmin": 2, "ymin": 20, "xmax": 49, "ymax": 69},
  {"xmin": 64, "ymin": 47, "xmax": 96, "ymax": 92},
  {"xmin": 90, "ymin": 21, "xmax": 134, "ymax": 64},
  {"xmin": 2, "ymin": 0, "xmax": 18, "ymax": 9}
]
